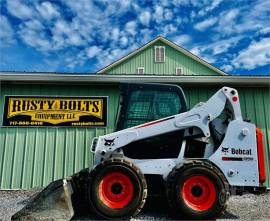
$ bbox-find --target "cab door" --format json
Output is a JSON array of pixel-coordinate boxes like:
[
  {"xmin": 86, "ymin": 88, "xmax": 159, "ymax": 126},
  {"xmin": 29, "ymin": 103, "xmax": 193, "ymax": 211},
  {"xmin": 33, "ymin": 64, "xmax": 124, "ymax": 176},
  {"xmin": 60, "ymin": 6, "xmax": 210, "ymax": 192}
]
[{"xmin": 116, "ymin": 83, "xmax": 187, "ymax": 130}]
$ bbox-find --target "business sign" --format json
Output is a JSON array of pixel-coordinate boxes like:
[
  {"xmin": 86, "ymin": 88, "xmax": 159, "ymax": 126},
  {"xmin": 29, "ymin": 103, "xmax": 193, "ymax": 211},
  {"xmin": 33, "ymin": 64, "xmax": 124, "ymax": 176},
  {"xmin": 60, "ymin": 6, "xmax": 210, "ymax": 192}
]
[{"xmin": 2, "ymin": 96, "xmax": 107, "ymax": 127}]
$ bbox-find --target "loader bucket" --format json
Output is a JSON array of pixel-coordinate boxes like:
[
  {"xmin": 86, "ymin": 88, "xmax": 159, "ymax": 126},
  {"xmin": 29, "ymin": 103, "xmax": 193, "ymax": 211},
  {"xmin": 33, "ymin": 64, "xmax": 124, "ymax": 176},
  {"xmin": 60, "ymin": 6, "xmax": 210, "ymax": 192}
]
[{"xmin": 11, "ymin": 179, "xmax": 74, "ymax": 220}]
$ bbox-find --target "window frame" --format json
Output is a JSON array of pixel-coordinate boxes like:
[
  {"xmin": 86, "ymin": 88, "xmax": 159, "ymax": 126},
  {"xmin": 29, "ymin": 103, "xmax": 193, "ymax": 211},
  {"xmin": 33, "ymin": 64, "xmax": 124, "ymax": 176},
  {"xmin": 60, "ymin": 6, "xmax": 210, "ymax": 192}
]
[
  {"xmin": 176, "ymin": 67, "xmax": 184, "ymax": 75},
  {"xmin": 154, "ymin": 46, "xmax": 166, "ymax": 63},
  {"xmin": 116, "ymin": 83, "xmax": 187, "ymax": 130},
  {"xmin": 136, "ymin": 67, "xmax": 145, "ymax": 74}
]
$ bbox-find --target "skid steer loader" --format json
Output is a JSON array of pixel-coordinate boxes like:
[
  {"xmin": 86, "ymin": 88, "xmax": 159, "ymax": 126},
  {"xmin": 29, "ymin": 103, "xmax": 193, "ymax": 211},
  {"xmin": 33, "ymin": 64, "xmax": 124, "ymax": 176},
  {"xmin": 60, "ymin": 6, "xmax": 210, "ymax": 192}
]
[{"xmin": 12, "ymin": 83, "xmax": 266, "ymax": 220}]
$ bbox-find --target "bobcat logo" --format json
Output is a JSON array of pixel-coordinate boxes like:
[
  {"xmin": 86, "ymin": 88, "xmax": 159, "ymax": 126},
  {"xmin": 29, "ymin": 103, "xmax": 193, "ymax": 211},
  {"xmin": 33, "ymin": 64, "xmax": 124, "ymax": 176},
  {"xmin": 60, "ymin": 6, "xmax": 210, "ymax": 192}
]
[
  {"xmin": 104, "ymin": 138, "xmax": 115, "ymax": 146},
  {"xmin": 222, "ymin": 147, "xmax": 229, "ymax": 155}
]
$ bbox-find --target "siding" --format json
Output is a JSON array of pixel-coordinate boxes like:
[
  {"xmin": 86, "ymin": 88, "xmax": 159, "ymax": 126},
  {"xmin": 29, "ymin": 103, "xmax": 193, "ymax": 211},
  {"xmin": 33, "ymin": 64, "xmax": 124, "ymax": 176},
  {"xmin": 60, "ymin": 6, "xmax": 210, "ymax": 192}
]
[
  {"xmin": 0, "ymin": 83, "xmax": 269, "ymax": 188},
  {"xmin": 0, "ymin": 83, "xmax": 120, "ymax": 189},
  {"xmin": 107, "ymin": 40, "xmax": 220, "ymax": 76}
]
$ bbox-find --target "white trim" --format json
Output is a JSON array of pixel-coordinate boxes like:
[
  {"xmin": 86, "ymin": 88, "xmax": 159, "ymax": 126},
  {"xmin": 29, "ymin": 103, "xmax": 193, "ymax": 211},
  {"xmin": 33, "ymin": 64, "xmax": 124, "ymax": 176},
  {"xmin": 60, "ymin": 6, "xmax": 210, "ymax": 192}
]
[
  {"xmin": 1, "ymin": 72, "xmax": 269, "ymax": 86},
  {"xmin": 136, "ymin": 67, "xmax": 145, "ymax": 74},
  {"xmin": 154, "ymin": 46, "xmax": 165, "ymax": 62},
  {"xmin": 176, "ymin": 67, "xmax": 184, "ymax": 75},
  {"xmin": 97, "ymin": 36, "xmax": 228, "ymax": 75}
]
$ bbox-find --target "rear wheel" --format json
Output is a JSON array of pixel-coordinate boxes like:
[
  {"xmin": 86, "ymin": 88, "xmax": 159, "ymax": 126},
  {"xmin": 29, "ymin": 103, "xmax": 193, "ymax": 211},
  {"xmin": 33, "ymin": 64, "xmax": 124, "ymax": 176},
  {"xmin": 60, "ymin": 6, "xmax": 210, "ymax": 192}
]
[
  {"xmin": 88, "ymin": 158, "xmax": 147, "ymax": 219},
  {"xmin": 166, "ymin": 160, "xmax": 229, "ymax": 219}
]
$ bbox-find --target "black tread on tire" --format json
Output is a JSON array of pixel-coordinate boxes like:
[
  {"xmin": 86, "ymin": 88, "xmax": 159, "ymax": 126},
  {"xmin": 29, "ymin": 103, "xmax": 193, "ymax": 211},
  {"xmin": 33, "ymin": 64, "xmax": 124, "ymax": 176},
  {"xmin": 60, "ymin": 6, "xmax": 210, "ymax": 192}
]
[
  {"xmin": 87, "ymin": 158, "xmax": 147, "ymax": 219},
  {"xmin": 166, "ymin": 160, "xmax": 230, "ymax": 220},
  {"xmin": 70, "ymin": 169, "xmax": 93, "ymax": 216}
]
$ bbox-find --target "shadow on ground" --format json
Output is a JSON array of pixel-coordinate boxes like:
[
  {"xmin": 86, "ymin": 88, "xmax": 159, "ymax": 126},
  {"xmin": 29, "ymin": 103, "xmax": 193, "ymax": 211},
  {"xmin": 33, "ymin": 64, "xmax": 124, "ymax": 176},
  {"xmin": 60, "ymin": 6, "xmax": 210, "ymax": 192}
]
[{"xmin": 72, "ymin": 196, "xmax": 238, "ymax": 220}]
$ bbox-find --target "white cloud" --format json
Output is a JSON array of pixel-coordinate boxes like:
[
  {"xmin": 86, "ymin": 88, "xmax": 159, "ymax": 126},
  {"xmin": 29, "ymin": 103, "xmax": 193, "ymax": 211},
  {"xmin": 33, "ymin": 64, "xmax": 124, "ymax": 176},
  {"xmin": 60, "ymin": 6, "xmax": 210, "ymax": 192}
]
[
  {"xmin": 139, "ymin": 11, "xmax": 151, "ymax": 26},
  {"xmin": 210, "ymin": 1, "xmax": 270, "ymax": 37},
  {"xmin": 259, "ymin": 27, "xmax": 270, "ymax": 34},
  {"xmin": 189, "ymin": 35, "xmax": 245, "ymax": 67},
  {"xmin": 232, "ymin": 38, "xmax": 270, "ymax": 70},
  {"xmin": 0, "ymin": 15, "xmax": 15, "ymax": 46},
  {"xmin": 7, "ymin": 0, "xmax": 33, "ymax": 19},
  {"xmin": 24, "ymin": 19, "xmax": 44, "ymax": 31},
  {"xmin": 139, "ymin": 28, "xmax": 153, "ymax": 44},
  {"xmin": 120, "ymin": 36, "xmax": 128, "ymax": 47},
  {"xmin": 36, "ymin": 1, "xmax": 60, "ymax": 20},
  {"xmin": 54, "ymin": 20, "xmax": 71, "ymax": 35},
  {"xmin": 164, "ymin": 8, "xmax": 173, "ymax": 20},
  {"xmin": 68, "ymin": 33, "xmax": 83, "ymax": 46},
  {"xmin": 19, "ymin": 28, "xmax": 51, "ymax": 51},
  {"xmin": 87, "ymin": 46, "xmax": 102, "ymax": 58},
  {"xmin": 213, "ymin": 9, "xmax": 239, "ymax": 34},
  {"xmin": 190, "ymin": 46, "xmax": 216, "ymax": 63},
  {"xmin": 209, "ymin": 36, "xmax": 242, "ymax": 55},
  {"xmin": 190, "ymin": 46, "xmax": 201, "ymax": 57},
  {"xmin": 173, "ymin": 34, "xmax": 191, "ymax": 46},
  {"xmin": 190, "ymin": 36, "xmax": 243, "ymax": 62},
  {"xmin": 194, "ymin": 17, "xmax": 218, "ymax": 31},
  {"xmin": 198, "ymin": 0, "xmax": 222, "ymax": 16},
  {"xmin": 163, "ymin": 24, "xmax": 177, "ymax": 35},
  {"xmin": 223, "ymin": 9, "xmax": 239, "ymax": 23},
  {"xmin": 154, "ymin": 6, "xmax": 164, "ymax": 23},
  {"xmin": 111, "ymin": 28, "xmax": 120, "ymax": 41},
  {"xmin": 125, "ymin": 21, "xmax": 137, "ymax": 36},
  {"xmin": 206, "ymin": 0, "xmax": 222, "ymax": 11},
  {"xmin": 172, "ymin": 0, "xmax": 205, "ymax": 7},
  {"xmin": 221, "ymin": 64, "xmax": 233, "ymax": 72}
]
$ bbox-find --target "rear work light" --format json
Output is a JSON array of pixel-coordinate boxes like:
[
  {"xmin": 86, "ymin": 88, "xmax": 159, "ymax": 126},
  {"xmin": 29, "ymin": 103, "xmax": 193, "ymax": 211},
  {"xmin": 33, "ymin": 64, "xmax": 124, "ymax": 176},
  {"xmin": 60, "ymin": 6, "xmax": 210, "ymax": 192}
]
[{"xmin": 256, "ymin": 128, "xmax": 266, "ymax": 184}]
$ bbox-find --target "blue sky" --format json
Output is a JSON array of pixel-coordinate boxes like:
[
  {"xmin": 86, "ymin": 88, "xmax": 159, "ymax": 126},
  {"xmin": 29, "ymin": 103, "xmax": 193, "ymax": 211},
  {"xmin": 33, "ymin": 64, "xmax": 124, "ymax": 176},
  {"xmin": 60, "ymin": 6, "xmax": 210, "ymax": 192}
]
[{"xmin": 0, "ymin": 0, "xmax": 269, "ymax": 75}]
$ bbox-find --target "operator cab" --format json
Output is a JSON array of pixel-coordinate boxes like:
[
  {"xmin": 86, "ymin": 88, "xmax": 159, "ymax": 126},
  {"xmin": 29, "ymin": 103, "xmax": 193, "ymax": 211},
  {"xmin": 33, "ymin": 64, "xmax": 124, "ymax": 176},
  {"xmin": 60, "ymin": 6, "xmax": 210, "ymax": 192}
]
[
  {"xmin": 116, "ymin": 83, "xmax": 187, "ymax": 159},
  {"xmin": 116, "ymin": 83, "xmax": 187, "ymax": 130}
]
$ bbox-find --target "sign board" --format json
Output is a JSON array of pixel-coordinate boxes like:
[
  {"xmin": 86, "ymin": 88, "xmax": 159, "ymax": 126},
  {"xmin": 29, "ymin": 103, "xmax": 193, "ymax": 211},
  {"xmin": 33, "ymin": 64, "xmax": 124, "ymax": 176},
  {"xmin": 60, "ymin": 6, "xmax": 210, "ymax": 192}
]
[{"xmin": 2, "ymin": 96, "xmax": 107, "ymax": 127}]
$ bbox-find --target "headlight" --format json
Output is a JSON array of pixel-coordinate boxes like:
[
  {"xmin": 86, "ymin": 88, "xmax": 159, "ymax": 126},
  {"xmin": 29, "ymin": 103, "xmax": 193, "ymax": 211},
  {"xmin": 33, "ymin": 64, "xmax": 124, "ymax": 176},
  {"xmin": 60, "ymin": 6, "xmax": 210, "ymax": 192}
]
[{"xmin": 91, "ymin": 137, "xmax": 98, "ymax": 152}]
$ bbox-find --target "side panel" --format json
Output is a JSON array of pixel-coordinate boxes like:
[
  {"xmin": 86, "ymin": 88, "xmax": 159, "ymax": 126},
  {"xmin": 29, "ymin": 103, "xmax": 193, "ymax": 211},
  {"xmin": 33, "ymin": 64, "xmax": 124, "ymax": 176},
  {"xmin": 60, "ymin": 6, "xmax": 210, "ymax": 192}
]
[
  {"xmin": 183, "ymin": 86, "xmax": 270, "ymax": 188},
  {"xmin": 209, "ymin": 120, "xmax": 259, "ymax": 187}
]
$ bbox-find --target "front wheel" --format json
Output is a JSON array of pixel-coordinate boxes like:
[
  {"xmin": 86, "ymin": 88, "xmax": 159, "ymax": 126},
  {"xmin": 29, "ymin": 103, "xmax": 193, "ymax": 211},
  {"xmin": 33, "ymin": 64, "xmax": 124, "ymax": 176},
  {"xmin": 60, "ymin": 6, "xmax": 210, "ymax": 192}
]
[
  {"xmin": 166, "ymin": 161, "xmax": 229, "ymax": 220},
  {"xmin": 88, "ymin": 158, "xmax": 147, "ymax": 219}
]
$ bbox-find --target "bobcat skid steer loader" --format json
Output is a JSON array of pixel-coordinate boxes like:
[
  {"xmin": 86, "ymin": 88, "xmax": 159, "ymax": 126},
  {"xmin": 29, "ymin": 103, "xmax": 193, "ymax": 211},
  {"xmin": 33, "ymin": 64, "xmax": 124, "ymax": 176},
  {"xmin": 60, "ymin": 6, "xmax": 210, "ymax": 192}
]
[{"xmin": 12, "ymin": 83, "xmax": 266, "ymax": 220}]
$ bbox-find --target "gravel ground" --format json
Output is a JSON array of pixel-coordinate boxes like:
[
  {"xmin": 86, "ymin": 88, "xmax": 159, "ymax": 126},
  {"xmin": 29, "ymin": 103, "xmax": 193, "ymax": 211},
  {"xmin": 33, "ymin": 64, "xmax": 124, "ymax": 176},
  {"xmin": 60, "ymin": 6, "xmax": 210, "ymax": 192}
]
[{"xmin": 0, "ymin": 189, "xmax": 270, "ymax": 221}]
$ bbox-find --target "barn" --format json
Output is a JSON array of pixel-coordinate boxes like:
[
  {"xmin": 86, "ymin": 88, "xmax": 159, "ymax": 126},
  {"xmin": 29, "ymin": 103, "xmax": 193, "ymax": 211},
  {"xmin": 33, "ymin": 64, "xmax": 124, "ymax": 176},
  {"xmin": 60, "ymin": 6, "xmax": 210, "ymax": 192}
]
[{"xmin": 0, "ymin": 36, "xmax": 269, "ymax": 189}]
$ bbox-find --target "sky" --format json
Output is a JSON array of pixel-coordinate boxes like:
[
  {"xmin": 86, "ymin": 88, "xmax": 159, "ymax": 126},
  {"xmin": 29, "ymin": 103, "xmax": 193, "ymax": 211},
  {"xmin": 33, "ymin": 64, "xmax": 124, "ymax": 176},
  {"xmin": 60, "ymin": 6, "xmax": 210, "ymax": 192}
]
[{"xmin": 0, "ymin": 0, "xmax": 269, "ymax": 75}]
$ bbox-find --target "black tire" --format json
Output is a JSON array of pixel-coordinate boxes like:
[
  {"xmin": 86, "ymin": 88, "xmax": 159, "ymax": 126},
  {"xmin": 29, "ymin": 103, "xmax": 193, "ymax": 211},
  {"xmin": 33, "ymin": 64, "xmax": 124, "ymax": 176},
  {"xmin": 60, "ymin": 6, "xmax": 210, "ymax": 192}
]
[
  {"xmin": 88, "ymin": 158, "xmax": 147, "ymax": 219},
  {"xmin": 166, "ymin": 160, "xmax": 229, "ymax": 220},
  {"xmin": 70, "ymin": 169, "xmax": 92, "ymax": 216}
]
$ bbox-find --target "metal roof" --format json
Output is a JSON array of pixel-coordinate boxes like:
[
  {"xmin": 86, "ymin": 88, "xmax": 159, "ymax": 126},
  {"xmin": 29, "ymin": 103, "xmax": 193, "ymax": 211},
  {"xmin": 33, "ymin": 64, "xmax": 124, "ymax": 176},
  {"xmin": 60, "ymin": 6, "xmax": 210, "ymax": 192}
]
[
  {"xmin": 97, "ymin": 36, "xmax": 229, "ymax": 76},
  {"xmin": 1, "ymin": 72, "xmax": 269, "ymax": 86}
]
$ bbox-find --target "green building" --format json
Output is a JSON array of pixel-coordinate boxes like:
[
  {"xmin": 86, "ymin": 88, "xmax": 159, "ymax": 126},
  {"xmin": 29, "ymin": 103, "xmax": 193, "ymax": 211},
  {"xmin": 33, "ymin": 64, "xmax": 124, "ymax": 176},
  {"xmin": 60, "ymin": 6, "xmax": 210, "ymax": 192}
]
[{"xmin": 0, "ymin": 36, "xmax": 269, "ymax": 189}]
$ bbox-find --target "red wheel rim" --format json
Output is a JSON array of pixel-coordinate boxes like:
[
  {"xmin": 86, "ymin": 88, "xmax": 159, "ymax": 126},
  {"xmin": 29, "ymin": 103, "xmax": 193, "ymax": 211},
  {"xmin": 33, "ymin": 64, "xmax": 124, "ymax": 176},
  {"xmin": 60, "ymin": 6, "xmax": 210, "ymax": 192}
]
[
  {"xmin": 181, "ymin": 175, "xmax": 216, "ymax": 211},
  {"xmin": 98, "ymin": 172, "xmax": 134, "ymax": 209}
]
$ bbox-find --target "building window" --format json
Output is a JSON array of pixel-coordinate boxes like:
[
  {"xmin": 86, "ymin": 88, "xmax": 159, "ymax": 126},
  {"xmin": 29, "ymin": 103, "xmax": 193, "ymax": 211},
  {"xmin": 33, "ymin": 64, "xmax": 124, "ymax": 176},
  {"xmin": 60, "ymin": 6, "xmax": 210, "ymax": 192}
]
[
  {"xmin": 137, "ymin": 67, "xmax": 145, "ymax": 74},
  {"xmin": 154, "ymin": 46, "xmax": 165, "ymax": 62},
  {"xmin": 176, "ymin": 67, "xmax": 183, "ymax": 75}
]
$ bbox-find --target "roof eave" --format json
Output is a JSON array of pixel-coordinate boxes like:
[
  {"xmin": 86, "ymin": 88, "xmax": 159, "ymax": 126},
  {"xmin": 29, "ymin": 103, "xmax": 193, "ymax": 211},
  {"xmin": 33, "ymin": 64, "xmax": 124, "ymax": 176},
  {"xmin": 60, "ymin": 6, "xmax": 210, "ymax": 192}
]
[{"xmin": 1, "ymin": 73, "xmax": 269, "ymax": 86}]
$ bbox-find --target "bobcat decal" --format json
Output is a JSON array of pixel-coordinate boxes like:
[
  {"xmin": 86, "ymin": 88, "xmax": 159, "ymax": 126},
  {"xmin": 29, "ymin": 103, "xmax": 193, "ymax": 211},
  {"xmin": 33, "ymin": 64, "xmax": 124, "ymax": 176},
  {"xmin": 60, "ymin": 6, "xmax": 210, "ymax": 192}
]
[
  {"xmin": 222, "ymin": 147, "xmax": 229, "ymax": 155},
  {"xmin": 104, "ymin": 138, "xmax": 115, "ymax": 146}
]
